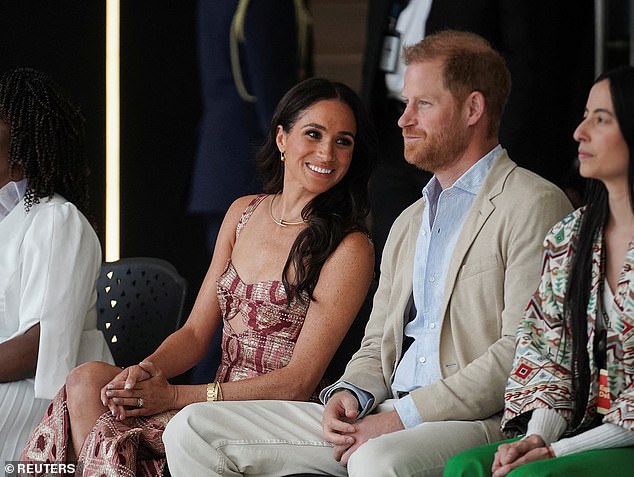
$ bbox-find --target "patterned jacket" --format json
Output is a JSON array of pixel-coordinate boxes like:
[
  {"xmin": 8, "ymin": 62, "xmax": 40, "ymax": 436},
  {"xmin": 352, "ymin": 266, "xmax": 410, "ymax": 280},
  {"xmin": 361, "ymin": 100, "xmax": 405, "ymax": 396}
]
[{"xmin": 502, "ymin": 208, "xmax": 634, "ymax": 435}]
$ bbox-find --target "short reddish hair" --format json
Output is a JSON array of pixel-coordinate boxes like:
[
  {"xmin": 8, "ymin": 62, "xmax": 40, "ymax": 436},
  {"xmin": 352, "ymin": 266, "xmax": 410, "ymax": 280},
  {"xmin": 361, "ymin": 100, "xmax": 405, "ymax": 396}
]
[{"xmin": 403, "ymin": 30, "xmax": 511, "ymax": 137}]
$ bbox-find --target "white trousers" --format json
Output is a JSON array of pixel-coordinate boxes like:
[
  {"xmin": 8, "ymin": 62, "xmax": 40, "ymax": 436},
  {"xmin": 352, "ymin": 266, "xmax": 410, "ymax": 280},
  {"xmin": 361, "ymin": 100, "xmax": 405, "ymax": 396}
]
[{"xmin": 163, "ymin": 400, "xmax": 503, "ymax": 477}]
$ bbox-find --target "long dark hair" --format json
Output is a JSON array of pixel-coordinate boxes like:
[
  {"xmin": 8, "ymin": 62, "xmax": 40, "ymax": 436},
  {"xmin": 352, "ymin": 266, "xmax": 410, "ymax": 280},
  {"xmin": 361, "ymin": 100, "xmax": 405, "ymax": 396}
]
[
  {"xmin": 257, "ymin": 77, "xmax": 377, "ymax": 302},
  {"xmin": 564, "ymin": 65, "xmax": 634, "ymax": 427},
  {"xmin": 0, "ymin": 67, "xmax": 89, "ymax": 215}
]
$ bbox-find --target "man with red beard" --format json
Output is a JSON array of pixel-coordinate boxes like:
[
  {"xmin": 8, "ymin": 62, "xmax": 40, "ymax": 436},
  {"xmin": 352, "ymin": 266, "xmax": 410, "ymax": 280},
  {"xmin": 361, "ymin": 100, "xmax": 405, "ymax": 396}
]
[{"xmin": 164, "ymin": 30, "xmax": 573, "ymax": 477}]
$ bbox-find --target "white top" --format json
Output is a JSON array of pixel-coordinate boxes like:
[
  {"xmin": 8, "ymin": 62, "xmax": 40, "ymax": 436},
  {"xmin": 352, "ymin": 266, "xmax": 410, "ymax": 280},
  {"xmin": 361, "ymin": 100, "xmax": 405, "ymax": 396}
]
[{"xmin": 0, "ymin": 183, "xmax": 113, "ymax": 459}]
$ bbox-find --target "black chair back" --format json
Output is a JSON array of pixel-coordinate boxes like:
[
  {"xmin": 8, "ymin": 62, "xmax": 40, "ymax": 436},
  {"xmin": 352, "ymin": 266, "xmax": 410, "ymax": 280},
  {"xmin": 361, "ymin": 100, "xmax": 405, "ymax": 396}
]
[{"xmin": 97, "ymin": 257, "xmax": 187, "ymax": 368}]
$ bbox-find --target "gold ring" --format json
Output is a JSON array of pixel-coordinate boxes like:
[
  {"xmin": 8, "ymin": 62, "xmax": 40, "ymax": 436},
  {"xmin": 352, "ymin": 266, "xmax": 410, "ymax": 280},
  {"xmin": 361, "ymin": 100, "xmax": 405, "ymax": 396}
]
[{"xmin": 137, "ymin": 397, "xmax": 144, "ymax": 408}]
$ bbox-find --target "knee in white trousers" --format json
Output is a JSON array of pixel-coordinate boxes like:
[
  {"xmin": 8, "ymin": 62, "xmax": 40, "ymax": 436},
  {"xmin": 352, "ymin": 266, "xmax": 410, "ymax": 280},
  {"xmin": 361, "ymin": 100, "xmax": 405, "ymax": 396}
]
[{"xmin": 164, "ymin": 400, "xmax": 346, "ymax": 477}]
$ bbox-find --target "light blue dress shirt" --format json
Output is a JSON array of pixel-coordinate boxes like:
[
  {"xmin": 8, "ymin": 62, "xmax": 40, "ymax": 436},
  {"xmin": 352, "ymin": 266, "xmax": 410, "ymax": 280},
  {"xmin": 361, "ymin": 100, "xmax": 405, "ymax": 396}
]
[
  {"xmin": 321, "ymin": 146, "xmax": 502, "ymax": 428},
  {"xmin": 391, "ymin": 146, "xmax": 500, "ymax": 427}
]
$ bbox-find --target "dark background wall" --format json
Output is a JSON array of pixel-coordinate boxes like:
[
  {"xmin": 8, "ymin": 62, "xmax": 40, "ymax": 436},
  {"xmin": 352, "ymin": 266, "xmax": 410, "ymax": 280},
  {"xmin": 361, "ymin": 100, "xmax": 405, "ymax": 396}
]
[
  {"xmin": 118, "ymin": 2, "xmax": 207, "ymax": 298},
  {"xmin": 0, "ymin": 1, "xmax": 210, "ymax": 306}
]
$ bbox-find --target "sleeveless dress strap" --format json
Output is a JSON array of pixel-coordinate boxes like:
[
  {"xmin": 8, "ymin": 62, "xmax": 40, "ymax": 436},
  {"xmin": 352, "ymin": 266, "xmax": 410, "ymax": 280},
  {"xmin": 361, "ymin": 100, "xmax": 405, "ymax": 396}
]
[{"xmin": 235, "ymin": 194, "xmax": 268, "ymax": 239}]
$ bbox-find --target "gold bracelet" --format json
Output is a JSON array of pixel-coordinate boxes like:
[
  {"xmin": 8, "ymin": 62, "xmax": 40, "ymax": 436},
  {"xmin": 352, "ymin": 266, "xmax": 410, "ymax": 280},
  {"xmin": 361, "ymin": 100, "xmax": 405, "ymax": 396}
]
[
  {"xmin": 217, "ymin": 382, "xmax": 223, "ymax": 401},
  {"xmin": 206, "ymin": 382, "xmax": 218, "ymax": 402}
]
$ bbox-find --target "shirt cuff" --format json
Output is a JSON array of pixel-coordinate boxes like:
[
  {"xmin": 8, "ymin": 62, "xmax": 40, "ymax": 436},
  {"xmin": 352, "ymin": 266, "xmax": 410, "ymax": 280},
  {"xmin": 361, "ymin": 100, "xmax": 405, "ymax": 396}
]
[
  {"xmin": 393, "ymin": 394, "xmax": 423, "ymax": 428},
  {"xmin": 320, "ymin": 381, "xmax": 375, "ymax": 418}
]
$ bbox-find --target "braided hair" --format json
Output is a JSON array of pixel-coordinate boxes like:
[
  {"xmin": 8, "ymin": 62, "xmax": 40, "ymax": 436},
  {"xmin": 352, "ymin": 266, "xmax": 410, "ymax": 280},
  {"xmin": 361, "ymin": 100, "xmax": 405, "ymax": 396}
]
[
  {"xmin": 0, "ymin": 67, "xmax": 89, "ymax": 215},
  {"xmin": 257, "ymin": 77, "xmax": 377, "ymax": 303}
]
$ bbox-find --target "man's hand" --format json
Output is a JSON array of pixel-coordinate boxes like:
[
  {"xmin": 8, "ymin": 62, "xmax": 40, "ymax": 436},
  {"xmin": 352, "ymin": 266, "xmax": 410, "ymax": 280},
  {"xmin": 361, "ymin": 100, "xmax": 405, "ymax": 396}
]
[
  {"xmin": 334, "ymin": 410, "xmax": 404, "ymax": 465},
  {"xmin": 492, "ymin": 434, "xmax": 552, "ymax": 477},
  {"xmin": 322, "ymin": 389, "xmax": 359, "ymax": 449}
]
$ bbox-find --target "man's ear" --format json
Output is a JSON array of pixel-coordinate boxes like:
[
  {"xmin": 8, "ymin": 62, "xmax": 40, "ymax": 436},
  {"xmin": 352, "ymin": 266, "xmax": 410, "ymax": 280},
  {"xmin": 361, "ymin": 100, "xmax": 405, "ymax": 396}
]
[{"xmin": 465, "ymin": 91, "xmax": 485, "ymax": 126}]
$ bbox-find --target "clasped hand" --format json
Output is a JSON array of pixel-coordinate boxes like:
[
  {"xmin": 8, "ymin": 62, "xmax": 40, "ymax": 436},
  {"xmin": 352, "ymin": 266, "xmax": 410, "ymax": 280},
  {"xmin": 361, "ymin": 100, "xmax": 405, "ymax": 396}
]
[
  {"xmin": 322, "ymin": 390, "xmax": 404, "ymax": 466},
  {"xmin": 100, "ymin": 361, "xmax": 176, "ymax": 420},
  {"xmin": 492, "ymin": 434, "xmax": 552, "ymax": 477}
]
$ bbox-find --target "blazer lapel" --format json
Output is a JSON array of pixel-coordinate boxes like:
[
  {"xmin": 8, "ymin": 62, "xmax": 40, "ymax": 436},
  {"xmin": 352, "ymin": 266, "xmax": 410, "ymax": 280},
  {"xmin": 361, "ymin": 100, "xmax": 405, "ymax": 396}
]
[
  {"xmin": 394, "ymin": 199, "xmax": 424, "ymax": 355},
  {"xmin": 403, "ymin": 202, "xmax": 423, "ymax": 294},
  {"xmin": 439, "ymin": 152, "xmax": 516, "ymax": 317}
]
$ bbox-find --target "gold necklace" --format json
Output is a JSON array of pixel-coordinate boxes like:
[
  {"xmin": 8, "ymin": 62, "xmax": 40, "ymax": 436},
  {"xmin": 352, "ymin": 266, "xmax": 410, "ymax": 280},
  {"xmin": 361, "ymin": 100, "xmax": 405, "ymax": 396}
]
[{"xmin": 269, "ymin": 193, "xmax": 306, "ymax": 227}]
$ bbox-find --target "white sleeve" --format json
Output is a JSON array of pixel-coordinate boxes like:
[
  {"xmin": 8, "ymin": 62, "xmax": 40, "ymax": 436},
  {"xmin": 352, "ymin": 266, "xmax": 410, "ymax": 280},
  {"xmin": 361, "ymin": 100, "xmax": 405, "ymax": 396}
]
[
  {"xmin": 525, "ymin": 408, "xmax": 567, "ymax": 444},
  {"xmin": 550, "ymin": 423, "xmax": 634, "ymax": 457},
  {"xmin": 19, "ymin": 202, "xmax": 101, "ymax": 399}
]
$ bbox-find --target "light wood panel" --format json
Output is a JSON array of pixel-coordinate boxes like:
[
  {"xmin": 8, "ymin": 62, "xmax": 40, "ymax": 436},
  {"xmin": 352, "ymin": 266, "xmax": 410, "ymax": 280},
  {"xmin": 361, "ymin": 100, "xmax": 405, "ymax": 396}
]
[{"xmin": 310, "ymin": 1, "xmax": 368, "ymax": 92}]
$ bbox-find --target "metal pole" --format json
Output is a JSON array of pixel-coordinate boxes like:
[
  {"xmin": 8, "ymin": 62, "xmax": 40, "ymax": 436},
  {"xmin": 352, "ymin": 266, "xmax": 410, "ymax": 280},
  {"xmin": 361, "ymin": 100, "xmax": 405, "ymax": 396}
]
[
  {"xmin": 595, "ymin": 0, "xmax": 605, "ymax": 75},
  {"xmin": 630, "ymin": 0, "xmax": 634, "ymax": 65}
]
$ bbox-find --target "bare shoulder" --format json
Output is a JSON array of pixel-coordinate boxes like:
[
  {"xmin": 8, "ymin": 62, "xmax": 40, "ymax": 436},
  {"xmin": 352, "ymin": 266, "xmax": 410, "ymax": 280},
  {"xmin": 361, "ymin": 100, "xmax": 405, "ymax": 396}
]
[
  {"xmin": 224, "ymin": 194, "xmax": 263, "ymax": 222},
  {"xmin": 215, "ymin": 194, "xmax": 265, "ymax": 243},
  {"xmin": 317, "ymin": 230, "xmax": 375, "ymax": 296},
  {"xmin": 332, "ymin": 230, "xmax": 375, "ymax": 262}
]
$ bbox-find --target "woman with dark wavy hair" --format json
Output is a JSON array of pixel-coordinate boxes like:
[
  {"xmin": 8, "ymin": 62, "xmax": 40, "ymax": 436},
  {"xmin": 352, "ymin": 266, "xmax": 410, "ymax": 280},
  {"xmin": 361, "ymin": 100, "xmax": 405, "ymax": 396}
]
[
  {"xmin": 0, "ymin": 67, "xmax": 113, "ymax": 461},
  {"xmin": 24, "ymin": 77, "xmax": 377, "ymax": 476},
  {"xmin": 444, "ymin": 66, "xmax": 634, "ymax": 477}
]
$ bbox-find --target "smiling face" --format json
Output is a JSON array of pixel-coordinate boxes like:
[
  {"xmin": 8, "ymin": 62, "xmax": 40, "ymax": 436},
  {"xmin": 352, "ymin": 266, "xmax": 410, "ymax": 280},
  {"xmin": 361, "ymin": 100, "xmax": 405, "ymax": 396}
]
[
  {"xmin": 574, "ymin": 79, "xmax": 630, "ymax": 187},
  {"xmin": 276, "ymin": 99, "xmax": 356, "ymax": 196},
  {"xmin": 397, "ymin": 60, "xmax": 470, "ymax": 173}
]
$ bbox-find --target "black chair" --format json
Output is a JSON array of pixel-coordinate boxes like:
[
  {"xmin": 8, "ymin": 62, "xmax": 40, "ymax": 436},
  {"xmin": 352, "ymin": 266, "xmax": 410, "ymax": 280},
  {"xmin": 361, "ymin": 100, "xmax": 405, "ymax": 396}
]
[{"xmin": 96, "ymin": 257, "xmax": 187, "ymax": 368}]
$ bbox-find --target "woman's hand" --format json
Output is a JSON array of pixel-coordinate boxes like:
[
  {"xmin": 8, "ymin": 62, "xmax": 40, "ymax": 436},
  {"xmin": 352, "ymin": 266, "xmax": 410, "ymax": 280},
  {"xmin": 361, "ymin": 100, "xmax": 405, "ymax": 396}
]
[
  {"xmin": 100, "ymin": 361, "xmax": 151, "ymax": 418},
  {"xmin": 492, "ymin": 434, "xmax": 552, "ymax": 477},
  {"xmin": 101, "ymin": 361, "xmax": 177, "ymax": 419}
]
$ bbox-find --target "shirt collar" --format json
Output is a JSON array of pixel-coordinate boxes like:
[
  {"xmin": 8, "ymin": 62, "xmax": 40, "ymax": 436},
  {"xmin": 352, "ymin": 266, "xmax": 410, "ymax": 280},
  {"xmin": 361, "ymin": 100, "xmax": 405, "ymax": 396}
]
[
  {"xmin": 422, "ymin": 144, "xmax": 503, "ymax": 203},
  {"xmin": 0, "ymin": 179, "xmax": 27, "ymax": 220}
]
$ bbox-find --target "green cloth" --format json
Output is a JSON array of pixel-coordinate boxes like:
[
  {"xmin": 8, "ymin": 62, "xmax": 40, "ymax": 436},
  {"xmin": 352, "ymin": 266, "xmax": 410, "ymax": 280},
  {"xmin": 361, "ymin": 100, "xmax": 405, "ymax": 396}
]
[{"xmin": 443, "ymin": 438, "xmax": 634, "ymax": 477}]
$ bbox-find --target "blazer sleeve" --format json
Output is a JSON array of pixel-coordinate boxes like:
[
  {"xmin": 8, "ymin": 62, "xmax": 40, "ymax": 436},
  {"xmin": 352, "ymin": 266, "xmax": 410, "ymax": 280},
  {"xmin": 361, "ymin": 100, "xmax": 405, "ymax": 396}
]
[
  {"xmin": 336, "ymin": 243, "xmax": 398, "ymax": 404},
  {"xmin": 338, "ymin": 203, "xmax": 418, "ymax": 405}
]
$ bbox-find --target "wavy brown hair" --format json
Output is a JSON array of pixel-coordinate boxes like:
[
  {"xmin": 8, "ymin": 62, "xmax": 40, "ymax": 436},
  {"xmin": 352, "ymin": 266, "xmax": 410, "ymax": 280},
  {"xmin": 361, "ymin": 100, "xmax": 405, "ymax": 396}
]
[{"xmin": 257, "ymin": 77, "xmax": 377, "ymax": 302}]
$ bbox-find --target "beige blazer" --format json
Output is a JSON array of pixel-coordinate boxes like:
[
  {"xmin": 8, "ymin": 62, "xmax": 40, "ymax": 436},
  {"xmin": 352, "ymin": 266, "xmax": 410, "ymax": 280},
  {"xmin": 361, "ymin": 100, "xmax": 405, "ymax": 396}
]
[{"xmin": 340, "ymin": 151, "xmax": 573, "ymax": 437}]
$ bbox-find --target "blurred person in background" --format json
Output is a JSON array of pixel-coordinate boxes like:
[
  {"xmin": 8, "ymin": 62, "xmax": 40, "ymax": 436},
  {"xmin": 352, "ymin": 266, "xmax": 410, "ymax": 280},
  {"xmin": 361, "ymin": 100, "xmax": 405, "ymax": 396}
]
[{"xmin": 187, "ymin": 0, "xmax": 313, "ymax": 383}]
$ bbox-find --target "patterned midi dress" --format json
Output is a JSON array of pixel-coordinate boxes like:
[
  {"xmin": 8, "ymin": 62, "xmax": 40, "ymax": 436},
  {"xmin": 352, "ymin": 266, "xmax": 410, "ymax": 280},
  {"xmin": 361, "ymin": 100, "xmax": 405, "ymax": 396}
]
[{"xmin": 22, "ymin": 194, "xmax": 312, "ymax": 476}]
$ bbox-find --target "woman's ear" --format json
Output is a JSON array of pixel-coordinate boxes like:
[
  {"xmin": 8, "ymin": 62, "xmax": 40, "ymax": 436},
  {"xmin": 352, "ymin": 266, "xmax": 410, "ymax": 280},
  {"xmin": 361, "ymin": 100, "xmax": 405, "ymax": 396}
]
[{"xmin": 275, "ymin": 125, "xmax": 286, "ymax": 152}]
